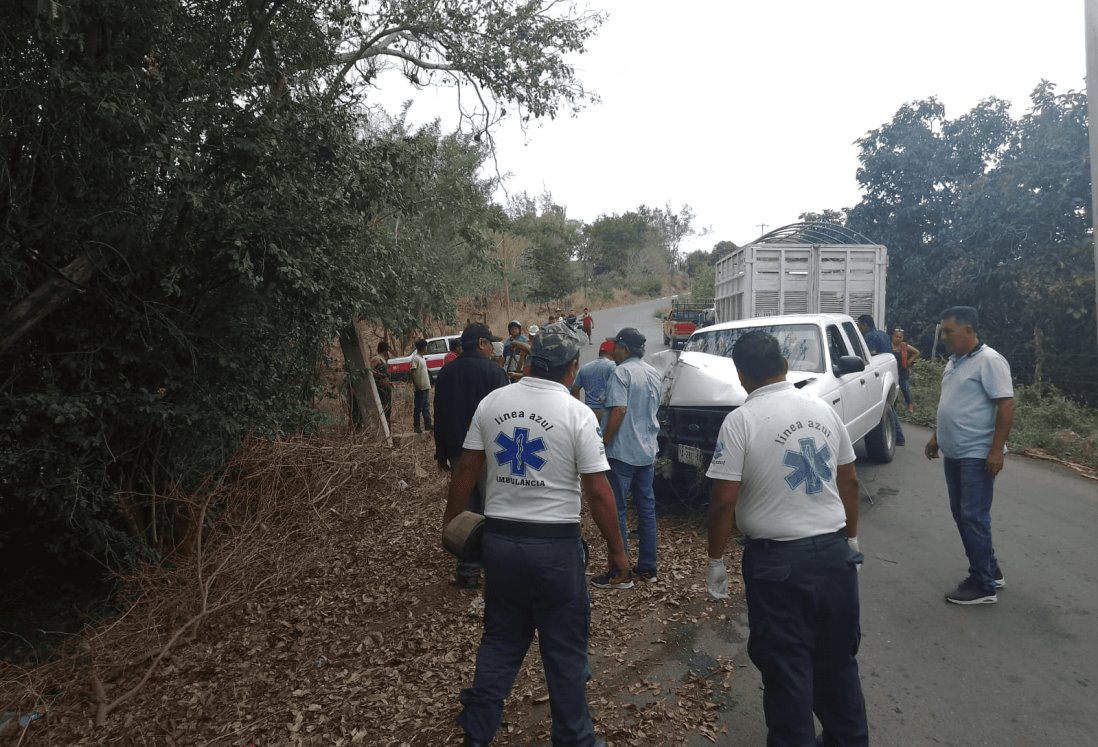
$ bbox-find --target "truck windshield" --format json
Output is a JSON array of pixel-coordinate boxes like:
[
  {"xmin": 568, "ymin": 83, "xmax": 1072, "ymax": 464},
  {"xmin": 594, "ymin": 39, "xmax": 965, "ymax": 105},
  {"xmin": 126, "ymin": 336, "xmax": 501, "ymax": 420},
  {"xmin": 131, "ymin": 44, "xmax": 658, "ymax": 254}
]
[{"xmin": 683, "ymin": 324, "xmax": 825, "ymax": 373}]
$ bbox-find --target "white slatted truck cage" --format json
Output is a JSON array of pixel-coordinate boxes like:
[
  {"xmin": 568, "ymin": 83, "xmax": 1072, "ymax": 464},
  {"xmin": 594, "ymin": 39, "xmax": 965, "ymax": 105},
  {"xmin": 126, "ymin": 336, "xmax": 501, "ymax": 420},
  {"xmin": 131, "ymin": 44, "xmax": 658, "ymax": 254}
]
[{"xmin": 715, "ymin": 222, "xmax": 887, "ymax": 324}]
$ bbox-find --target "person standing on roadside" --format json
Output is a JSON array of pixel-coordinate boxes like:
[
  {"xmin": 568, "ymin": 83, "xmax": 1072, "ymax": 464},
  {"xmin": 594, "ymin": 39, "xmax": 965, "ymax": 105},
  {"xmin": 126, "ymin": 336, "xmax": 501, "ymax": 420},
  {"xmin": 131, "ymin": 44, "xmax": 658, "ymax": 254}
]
[
  {"xmin": 581, "ymin": 307, "xmax": 594, "ymax": 342},
  {"xmin": 443, "ymin": 337, "xmax": 461, "ymax": 367},
  {"xmin": 892, "ymin": 328, "xmax": 921, "ymax": 414},
  {"xmin": 370, "ymin": 341, "xmax": 393, "ymax": 426},
  {"xmin": 434, "ymin": 323, "xmax": 510, "ymax": 589},
  {"xmin": 705, "ymin": 331, "xmax": 867, "ymax": 747},
  {"xmin": 570, "ymin": 340, "xmax": 616, "ymax": 422},
  {"xmin": 857, "ymin": 314, "xmax": 891, "ymax": 354},
  {"xmin": 592, "ymin": 327, "xmax": 662, "ymax": 589},
  {"xmin": 503, "ymin": 320, "xmax": 530, "ymax": 382},
  {"xmin": 858, "ymin": 314, "xmax": 904, "ymax": 445},
  {"xmin": 443, "ymin": 322, "xmax": 626, "ymax": 747},
  {"xmin": 410, "ymin": 339, "xmax": 433, "ymax": 433},
  {"xmin": 925, "ymin": 306, "xmax": 1014, "ymax": 605}
]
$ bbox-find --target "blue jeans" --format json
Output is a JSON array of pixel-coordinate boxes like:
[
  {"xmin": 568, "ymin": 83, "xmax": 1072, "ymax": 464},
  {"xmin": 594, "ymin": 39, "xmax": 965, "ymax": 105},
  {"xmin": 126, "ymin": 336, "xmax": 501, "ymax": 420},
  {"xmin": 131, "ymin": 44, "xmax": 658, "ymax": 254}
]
[
  {"xmin": 891, "ymin": 404, "xmax": 905, "ymax": 445},
  {"xmin": 413, "ymin": 388, "xmax": 432, "ymax": 430},
  {"xmin": 458, "ymin": 533, "xmax": 596, "ymax": 745},
  {"xmin": 742, "ymin": 532, "xmax": 867, "ymax": 747},
  {"xmin": 943, "ymin": 457, "xmax": 1000, "ymax": 594},
  {"xmin": 898, "ymin": 376, "xmax": 913, "ymax": 407},
  {"xmin": 607, "ymin": 459, "xmax": 657, "ymax": 573}
]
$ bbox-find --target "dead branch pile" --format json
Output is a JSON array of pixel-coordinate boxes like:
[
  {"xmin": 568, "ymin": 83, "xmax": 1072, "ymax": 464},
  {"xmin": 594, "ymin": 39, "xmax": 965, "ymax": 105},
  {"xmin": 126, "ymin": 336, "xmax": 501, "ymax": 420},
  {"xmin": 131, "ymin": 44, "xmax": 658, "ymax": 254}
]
[{"xmin": 0, "ymin": 412, "xmax": 746, "ymax": 746}]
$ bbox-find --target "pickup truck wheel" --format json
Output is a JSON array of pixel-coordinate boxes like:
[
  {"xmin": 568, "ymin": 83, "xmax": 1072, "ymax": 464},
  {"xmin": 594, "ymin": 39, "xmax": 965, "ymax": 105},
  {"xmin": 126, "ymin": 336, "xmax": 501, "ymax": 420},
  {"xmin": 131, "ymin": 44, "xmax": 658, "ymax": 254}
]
[{"xmin": 864, "ymin": 406, "xmax": 896, "ymax": 463}]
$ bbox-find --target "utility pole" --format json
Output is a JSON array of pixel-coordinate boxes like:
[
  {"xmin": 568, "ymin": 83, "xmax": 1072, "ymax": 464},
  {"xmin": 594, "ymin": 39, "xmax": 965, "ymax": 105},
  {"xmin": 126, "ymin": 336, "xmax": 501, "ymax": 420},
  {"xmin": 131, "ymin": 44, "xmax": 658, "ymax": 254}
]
[
  {"xmin": 1087, "ymin": 0, "xmax": 1098, "ymax": 353},
  {"xmin": 757, "ymin": 223, "xmax": 768, "ymax": 237}
]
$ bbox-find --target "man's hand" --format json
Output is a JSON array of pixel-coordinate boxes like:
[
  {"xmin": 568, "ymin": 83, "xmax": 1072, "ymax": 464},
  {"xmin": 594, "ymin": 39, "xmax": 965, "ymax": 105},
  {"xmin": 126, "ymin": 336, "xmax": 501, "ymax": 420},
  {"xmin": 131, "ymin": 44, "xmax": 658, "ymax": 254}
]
[
  {"xmin": 985, "ymin": 449, "xmax": 1005, "ymax": 477},
  {"xmin": 706, "ymin": 558, "xmax": 730, "ymax": 599},
  {"xmin": 437, "ymin": 459, "xmax": 450, "ymax": 472},
  {"xmin": 847, "ymin": 536, "xmax": 862, "ymax": 573},
  {"xmin": 924, "ymin": 434, "xmax": 939, "ymax": 460}
]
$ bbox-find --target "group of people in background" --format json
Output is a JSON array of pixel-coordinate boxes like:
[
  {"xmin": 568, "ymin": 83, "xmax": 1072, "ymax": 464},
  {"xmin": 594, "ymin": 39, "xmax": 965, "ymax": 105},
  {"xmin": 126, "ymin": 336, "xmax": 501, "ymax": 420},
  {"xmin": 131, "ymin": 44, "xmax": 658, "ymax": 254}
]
[
  {"xmin": 857, "ymin": 314, "xmax": 922, "ymax": 447},
  {"xmin": 371, "ymin": 303, "xmax": 1013, "ymax": 746}
]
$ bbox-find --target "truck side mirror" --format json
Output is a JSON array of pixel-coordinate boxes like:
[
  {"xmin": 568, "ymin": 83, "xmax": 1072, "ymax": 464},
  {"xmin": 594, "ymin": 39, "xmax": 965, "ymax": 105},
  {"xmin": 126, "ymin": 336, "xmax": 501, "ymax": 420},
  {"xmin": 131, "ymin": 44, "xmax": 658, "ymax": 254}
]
[{"xmin": 833, "ymin": 355, "xmax": 866, "ymax": 376}]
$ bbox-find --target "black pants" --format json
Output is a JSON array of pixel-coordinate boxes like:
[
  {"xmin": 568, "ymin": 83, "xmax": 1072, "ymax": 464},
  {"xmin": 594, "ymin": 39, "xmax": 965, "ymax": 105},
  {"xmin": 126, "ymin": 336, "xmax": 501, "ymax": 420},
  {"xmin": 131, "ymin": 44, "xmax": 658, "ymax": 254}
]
[
  {"xmin": 458, "ymin": 528, "xmax": 597, "ymax": 745},
  {"xmin": 742, "ymin": 531, "xmax": 868, "ymax": 746}
]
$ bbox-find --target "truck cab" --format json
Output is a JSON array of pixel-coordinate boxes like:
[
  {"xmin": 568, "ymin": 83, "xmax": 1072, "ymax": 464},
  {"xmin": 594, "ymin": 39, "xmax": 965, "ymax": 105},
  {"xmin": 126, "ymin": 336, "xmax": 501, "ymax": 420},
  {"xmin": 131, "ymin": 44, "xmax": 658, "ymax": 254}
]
[{"xmin": 649, "ymin": 313, "xmax": 899, "ymax": 496}]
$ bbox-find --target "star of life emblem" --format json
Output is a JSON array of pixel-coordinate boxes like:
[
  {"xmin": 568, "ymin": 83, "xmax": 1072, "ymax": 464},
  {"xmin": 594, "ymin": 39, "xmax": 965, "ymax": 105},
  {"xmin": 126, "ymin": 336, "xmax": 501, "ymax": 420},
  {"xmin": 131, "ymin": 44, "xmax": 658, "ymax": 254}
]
[
  {"xmin": 494, "ymin": 426, "xmax": 547, "ymax": 477},
  {"xmin": 783, "ymin": 437, "xmax": 833, "ymax": 494}
]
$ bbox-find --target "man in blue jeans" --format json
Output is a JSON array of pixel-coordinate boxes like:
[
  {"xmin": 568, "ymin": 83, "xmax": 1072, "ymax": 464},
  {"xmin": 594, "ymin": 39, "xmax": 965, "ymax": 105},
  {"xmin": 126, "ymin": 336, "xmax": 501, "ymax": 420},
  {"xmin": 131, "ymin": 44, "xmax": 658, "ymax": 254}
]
[
  {"xmin": 925, "ymin": 306, "xmax": 1014, "ymax": 605},
  {"xmin": 592, "ymin": 327, "xmax": 662, "ymax": 588}
]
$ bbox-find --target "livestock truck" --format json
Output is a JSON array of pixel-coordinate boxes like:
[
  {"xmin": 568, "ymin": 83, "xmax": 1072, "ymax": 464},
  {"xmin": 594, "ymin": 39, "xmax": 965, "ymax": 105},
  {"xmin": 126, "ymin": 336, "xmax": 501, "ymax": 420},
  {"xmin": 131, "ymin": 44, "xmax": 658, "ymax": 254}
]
[{"xmin": 714, "ymin": 224, "xmax": 887, "ymax": 324}]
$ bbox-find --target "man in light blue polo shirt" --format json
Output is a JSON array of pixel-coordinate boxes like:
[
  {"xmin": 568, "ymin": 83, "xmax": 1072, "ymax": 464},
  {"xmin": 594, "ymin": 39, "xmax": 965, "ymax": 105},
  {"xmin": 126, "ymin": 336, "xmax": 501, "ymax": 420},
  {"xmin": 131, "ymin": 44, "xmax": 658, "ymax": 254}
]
[
  {"xmin": 593, "ymin": 327, "xmax": 663, "ymax": 588},
  {"xmin": 925, "ymin": 306, "xmax": 1015, "ymax": 605},
  {"xmin": 570, "ymin": 339, "xmax": 617, "ymax": 421}
]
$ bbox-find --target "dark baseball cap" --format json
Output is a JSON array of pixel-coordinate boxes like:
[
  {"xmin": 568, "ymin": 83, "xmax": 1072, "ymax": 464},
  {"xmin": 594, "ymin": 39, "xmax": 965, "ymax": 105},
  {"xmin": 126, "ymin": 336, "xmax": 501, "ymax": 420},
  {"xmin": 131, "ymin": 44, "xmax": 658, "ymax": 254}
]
[
  {"xmin": 529, "ymin": 322, "xmax": 584, "ymax": 368},
  {"xmin": 609, "ymin": 327, "xmax": 646, "ymax": 353},
  {"xmin": 460, "ymin": 322, "xmax": 501, "ymax": 344}
]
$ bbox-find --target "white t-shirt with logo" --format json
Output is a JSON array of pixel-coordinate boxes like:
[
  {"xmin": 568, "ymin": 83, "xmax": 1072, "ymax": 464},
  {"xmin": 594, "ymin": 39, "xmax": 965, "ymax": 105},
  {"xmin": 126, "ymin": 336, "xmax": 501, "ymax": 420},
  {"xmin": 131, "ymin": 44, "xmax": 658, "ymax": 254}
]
[
  {"xmin": 464, "ymin": 376, "xmax": 609, "ymax": 523},
  {"xmin": 706, "ymin": 381, "xmax": 855, "ymax": 541}
]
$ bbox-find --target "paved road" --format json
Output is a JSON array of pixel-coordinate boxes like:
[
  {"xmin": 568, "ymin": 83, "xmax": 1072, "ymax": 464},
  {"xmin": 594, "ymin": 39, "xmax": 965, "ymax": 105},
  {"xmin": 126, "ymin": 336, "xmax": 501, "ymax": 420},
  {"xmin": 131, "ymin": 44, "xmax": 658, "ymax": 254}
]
[{"xmin": 585, "ymin": 297, "xmax": 1098, "ymax": 745}]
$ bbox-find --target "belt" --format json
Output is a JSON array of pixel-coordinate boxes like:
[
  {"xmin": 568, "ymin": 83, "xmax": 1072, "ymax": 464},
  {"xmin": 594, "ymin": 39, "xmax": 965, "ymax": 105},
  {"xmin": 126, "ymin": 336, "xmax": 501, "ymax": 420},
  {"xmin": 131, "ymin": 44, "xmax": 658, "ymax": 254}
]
[
  {"xmin": 741, "ymin": 529, "xmax": 846, "ymax": 549},
  {"xmin": 484, "ymin": 518, "xmax": 581, "ymax": 538}
]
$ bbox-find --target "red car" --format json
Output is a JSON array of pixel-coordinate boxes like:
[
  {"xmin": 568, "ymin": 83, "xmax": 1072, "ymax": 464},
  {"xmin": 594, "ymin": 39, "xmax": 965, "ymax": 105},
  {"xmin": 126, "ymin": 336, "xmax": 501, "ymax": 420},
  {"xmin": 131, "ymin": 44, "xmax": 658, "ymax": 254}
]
[{"xmin": 386, "ymin": 335, "xmax": 461, "ymax": 383}]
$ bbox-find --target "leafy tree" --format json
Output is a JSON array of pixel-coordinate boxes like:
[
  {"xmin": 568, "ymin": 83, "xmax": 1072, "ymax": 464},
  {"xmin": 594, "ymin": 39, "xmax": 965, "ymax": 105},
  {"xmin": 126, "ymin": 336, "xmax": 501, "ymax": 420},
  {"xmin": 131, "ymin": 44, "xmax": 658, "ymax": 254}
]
[
  {"xmin": 0, "ymin": 0, "xmax": 603, "ymax": 568},
  {"xmin": 582, "ymin": 204, "xmax": 697, "ymax": 292},
  {"xmin": 509, "ymin": 197, "xmax": 581, "ymax": 305},
  {"xmin": 842, "ymin": 83, "xmax": 1095, "ymax": 402}
]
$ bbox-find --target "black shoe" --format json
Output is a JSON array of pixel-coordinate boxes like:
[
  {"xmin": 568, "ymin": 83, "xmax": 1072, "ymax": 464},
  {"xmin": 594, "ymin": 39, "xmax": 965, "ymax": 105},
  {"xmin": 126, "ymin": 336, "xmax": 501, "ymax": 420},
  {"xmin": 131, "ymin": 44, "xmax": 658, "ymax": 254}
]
[
  {"xmin": 945, "ymin": 578, "xmax": 997, "ymax": 605},
  {"xmin": 591, "ymin": 570, "xmax": 634, "ymax": 589},
  {"xmin": 632, "ymin": 566, "xmax": 658, "ymax": 583},
  {"xmin": 452, "ymin": 576, "xmax": 480, "ymax": 589},
  {"xmin": 414, "ymin": 426, "xmax": 422, "ymax": 434},
  {"xmin": 463, "ymin": 737, "xmax": 489, "ymax": 747}
]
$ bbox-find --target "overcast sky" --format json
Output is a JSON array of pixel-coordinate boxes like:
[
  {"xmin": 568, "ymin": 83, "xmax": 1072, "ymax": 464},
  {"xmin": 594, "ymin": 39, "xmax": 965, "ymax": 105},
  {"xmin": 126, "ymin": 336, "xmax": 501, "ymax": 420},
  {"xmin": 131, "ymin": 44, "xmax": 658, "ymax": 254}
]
[{"xmin": 374, "ymin": 1, "xmax": 1087, "ymax": 254}]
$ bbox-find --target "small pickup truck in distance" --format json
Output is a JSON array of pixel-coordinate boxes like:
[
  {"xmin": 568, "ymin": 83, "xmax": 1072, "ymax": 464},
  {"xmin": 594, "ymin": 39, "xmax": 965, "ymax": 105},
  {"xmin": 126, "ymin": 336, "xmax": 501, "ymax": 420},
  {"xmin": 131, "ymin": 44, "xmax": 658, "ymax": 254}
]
[
  {"xmin": 662, "ymin": 300, "xmax": 714, "ymax": 349},
  {"xmin": 650, "ymin": 313, "xmax": 899, "ymax": 492}
]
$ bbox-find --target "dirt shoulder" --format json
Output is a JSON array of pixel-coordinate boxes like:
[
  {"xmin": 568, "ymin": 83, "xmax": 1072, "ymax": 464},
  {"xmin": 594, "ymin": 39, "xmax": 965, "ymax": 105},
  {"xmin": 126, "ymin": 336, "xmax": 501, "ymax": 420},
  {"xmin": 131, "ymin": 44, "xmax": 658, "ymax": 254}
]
[{"xmin": 0, "ymin": 404, "xmax": 750, "ymax": 746}]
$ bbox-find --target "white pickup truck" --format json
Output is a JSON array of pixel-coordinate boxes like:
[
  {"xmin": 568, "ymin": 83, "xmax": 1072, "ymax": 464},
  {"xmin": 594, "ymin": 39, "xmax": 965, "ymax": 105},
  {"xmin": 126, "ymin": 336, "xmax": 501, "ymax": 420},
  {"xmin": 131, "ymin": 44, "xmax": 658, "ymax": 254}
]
[{"xmin": 650, "ymin": 313, "xmax": 899, "ymax": 494}]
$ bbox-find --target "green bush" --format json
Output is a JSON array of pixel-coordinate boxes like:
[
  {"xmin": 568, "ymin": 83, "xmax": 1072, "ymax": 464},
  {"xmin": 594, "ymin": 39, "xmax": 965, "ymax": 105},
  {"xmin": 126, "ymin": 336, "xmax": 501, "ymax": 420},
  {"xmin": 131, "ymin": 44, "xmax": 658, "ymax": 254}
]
[
  {"xmin": 905, "ymin": 360, "xmax": 1098, "ymax": 469},
  {"xmin": 629, "ymin": 275, "xmax": 663, "ymax": 297}
]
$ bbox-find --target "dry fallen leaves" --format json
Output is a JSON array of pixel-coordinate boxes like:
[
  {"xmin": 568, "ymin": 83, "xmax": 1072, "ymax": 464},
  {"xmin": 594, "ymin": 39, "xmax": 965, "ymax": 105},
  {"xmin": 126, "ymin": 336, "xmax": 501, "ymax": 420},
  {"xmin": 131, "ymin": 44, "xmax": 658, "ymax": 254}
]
[{"xmin": 0, "ymin": 391, "xmax": 746, "ymax": 745}]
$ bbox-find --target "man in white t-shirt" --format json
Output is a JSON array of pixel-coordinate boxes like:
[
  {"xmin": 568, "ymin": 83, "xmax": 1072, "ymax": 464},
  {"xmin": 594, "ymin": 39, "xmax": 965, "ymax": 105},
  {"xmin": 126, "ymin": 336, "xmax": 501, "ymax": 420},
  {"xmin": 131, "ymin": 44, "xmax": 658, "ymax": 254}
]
[
  {"xmin": 705, "ymin": 331, "xmax": 867, "ymax": 747},
  {"xmin": 409, "ymin": 339, "xmax": 432, "ymax": 433},
  {"xmin": 443, "ymin": 322, "xmax": 627, "ymax": 747}
]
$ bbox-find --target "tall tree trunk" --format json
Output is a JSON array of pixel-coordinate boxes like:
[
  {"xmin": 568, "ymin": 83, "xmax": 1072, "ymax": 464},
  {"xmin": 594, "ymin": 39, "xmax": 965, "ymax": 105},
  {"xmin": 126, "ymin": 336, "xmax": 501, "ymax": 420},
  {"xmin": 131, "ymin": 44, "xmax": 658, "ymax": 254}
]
[{"xmin": 338, "ymin": 321, "xmax": 391, "ymax": 445}]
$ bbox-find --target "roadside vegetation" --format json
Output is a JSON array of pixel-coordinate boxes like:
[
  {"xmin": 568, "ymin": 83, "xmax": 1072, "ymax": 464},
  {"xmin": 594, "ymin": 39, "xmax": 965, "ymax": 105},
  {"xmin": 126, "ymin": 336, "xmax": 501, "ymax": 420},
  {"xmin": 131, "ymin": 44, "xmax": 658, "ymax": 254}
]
[
  {"xmin": 904, "ymin": 360, "xmax": 1098, "ymax": 473},
  {"xmin": 3, "ymin": 5, "xmax": 1097, "ymax": 743}
]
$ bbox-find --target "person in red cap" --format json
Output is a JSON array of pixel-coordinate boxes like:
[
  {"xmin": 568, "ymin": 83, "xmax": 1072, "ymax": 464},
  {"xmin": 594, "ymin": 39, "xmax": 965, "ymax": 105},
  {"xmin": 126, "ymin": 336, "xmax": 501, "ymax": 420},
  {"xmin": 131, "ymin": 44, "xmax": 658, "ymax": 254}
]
[{"xmin": 570, "ymin": 339, "xmax": 617, "ymax": 422}]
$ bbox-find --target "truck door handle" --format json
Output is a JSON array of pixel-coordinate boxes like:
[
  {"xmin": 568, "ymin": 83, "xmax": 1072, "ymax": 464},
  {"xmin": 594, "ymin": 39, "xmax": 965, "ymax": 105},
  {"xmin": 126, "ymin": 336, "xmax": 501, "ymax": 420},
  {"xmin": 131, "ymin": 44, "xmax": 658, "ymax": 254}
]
[{"xmin": 832, "ymin": 398, "xmax": 841, "ymax": 405}]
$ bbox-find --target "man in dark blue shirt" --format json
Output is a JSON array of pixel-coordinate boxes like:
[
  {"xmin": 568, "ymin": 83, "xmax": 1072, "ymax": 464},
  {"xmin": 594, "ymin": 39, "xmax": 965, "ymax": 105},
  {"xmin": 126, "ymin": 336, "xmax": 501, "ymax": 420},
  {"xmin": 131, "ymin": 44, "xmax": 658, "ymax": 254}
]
[
  {"xmin": 857, "ymin": 315, "xmax": 891, "ymax": 355},
  {"xmin": 434, "ymin": 322, "xmax": 509, "ymax": 587}
]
